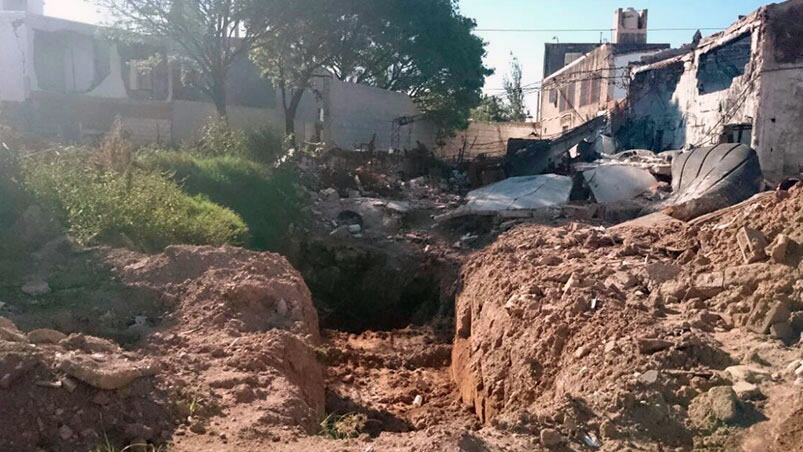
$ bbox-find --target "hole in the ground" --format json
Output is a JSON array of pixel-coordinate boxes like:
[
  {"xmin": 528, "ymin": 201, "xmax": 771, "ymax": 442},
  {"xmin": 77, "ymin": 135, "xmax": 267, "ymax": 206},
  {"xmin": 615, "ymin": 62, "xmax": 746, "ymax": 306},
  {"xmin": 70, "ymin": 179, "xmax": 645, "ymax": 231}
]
[{"xmin": 292, "ymin": 237, "xmax": 456, "ymax": 333}]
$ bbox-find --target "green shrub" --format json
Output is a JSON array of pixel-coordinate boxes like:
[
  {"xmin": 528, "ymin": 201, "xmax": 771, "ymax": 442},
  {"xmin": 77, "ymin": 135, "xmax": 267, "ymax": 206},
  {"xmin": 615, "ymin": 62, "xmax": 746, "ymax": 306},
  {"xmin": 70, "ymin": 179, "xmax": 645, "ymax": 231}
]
[
  {"xmin": 193, "ymin": 119, "xmax": 284, "ymax": 164},
  {"xmin": 23, "ymin": 152, "xmax": 248, "ymax": 252},
  {"xmin": 141, "ymin": 150, "xmax": 304, "ymax": 251}
]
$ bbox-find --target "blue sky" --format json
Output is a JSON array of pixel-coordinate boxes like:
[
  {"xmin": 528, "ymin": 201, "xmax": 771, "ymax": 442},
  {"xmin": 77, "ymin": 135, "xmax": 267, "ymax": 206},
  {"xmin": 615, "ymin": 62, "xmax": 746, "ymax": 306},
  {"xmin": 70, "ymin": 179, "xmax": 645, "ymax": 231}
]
[{"xmin": 45, "ymin": 0, "xmax": 771, "ymax": 113}]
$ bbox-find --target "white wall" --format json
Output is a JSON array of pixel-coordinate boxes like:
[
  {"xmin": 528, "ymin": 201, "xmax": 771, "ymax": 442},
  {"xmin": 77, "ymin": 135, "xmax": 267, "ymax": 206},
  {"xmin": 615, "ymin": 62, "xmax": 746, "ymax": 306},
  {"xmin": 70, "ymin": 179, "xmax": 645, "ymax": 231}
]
[
  {"xmin": 0, "ymin": 12, "xmax": 29, "ymax": 102},
  {"xmin": 326, "ymin": 78, "xmax": 435, "ymax": 150}
]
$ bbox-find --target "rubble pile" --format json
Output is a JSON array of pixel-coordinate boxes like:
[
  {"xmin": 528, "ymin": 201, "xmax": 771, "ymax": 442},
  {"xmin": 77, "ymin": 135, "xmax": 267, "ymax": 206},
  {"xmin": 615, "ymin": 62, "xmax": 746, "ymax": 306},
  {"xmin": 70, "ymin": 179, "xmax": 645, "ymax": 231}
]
[
  {"xmin": 452, "ymin": 221, "xmax": 732, "ymax": 449},
  {"xmin": 450, "ymin": 181, "xmax": 803, "ymax": 449},
  {"xmin": 0, "ymin": 319, "xmax": 166, "ymax": 451}
]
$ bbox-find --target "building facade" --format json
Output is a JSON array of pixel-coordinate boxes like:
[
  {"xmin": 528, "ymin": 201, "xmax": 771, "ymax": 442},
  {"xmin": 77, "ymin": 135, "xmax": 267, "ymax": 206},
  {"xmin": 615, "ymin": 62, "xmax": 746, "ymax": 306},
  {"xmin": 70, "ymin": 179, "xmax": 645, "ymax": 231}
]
[{"xmin": 538, "ymin": 8, "xmax": 668, "ymax": 137}]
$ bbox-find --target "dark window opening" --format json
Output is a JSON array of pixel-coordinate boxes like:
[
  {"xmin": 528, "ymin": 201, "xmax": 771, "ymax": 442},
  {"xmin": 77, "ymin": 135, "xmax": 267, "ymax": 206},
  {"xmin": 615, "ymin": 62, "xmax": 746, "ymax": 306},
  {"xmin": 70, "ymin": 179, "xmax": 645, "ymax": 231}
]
[
  {"xmin": 721, "ymin": 124, "xmax": 752, "ymax": 146},
  {"xmin": 559, "ymin": 82, "xmax": 576, "ymax": 112},
  {"xmin": 697, "ymin": 32, "xmax": 752, "ymax": 94},
  {"xmin": 548, "ymin": 88, "xmax": 558, "ymax": 107}
]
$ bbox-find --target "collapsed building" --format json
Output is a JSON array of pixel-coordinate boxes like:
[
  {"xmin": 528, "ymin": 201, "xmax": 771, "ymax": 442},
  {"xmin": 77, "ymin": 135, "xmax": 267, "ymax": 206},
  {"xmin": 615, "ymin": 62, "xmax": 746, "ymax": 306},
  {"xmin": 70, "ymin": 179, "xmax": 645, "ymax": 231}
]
[{"xmin": 617, "ymin": 0, "xmax": 803, "ymax": 184}]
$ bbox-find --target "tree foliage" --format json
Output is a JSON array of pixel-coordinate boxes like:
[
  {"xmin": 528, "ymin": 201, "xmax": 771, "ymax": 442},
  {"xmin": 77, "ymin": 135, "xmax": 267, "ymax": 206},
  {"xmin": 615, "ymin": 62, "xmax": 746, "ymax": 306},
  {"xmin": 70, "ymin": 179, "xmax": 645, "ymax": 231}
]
[
  {"xmin": 471, "ymin": 95, "xmax": 509, "ymax": 122},
  {"xmin": 331, "ymin": 0, "xmax": 491, "ymax": 134},
  {"xmin": 249, "ymin": 0, "xmax": 366, "ymax": 142},
  {"xmin": 250, "ymin": 0, "xmax": 490, "ymax": 140},
  {"xmin": 503, "ymin": 56, "xmax": 528, "ymax": 122},
  {"xmin": 97, "ymin": 0, "xmax": 268, "ymax": 117}
]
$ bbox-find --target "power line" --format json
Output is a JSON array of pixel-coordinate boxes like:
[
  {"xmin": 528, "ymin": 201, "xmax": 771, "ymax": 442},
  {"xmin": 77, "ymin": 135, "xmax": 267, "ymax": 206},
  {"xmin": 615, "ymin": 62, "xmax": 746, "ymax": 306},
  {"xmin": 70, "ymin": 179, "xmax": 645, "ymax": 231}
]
[{"xmin": 474, "ymin": 27, "xmax": 725, "ymax": 33}]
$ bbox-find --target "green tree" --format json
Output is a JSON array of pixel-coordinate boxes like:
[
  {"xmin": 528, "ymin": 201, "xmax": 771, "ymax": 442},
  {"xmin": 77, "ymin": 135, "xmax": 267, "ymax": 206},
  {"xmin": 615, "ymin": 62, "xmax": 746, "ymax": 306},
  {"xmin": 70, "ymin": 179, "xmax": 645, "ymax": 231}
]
[
  {"xmin": 330, "ymin": 0, "xmax": 492, "ymax": 135},
  {"xmin": 97, "ymin": 0, "xmax": 268, "ymax": 117},
  {"xmin": 471, "ymin": 95, "xmax": 509, "ymax": 122},
  {"xmin": 249, "ymin": 1, "xmax": 365, "ymax": 144},
  {"xmin": 504, "ymin": 56, "xmax": 528, "ymax": 122}
]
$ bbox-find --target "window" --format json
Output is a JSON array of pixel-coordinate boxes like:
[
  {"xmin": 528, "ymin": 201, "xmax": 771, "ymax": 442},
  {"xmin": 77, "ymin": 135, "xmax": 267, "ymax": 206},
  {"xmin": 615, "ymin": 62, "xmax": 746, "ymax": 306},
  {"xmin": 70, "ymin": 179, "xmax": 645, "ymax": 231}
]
[
  {"xmin": 590, "ymin": 76, "xmax": 601, "ymax": 104},
  {"xmin": 559, "ymin": 82, "xmax": 576, "ymax": 112},
  {"xmin": 579, "ymin": 78, "xmax": 592, "ymax": 106},
  {"xmin": 548, "ymin": 89, "xmax": 558, "ymax": 107}
]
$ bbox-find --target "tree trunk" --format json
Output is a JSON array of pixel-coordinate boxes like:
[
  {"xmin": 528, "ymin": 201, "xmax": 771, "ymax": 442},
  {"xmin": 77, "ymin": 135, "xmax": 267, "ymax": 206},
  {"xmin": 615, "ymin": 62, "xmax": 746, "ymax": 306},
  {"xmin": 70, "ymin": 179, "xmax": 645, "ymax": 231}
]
[
  {"xmin": 210, "ymin": 70, "xmax": 228, "ymax": 119},
  {"xmin": 283, "ymin": 88, "xmax": 306, "ymax": 148}
]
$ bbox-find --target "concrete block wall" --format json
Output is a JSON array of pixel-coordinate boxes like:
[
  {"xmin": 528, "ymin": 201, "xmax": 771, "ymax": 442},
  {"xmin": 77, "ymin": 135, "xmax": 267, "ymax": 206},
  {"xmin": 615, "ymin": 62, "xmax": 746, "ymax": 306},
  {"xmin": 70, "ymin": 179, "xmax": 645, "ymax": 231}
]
[{"xmin": 438, "ymin": 121, "xmax": 540, "ymax": 161}]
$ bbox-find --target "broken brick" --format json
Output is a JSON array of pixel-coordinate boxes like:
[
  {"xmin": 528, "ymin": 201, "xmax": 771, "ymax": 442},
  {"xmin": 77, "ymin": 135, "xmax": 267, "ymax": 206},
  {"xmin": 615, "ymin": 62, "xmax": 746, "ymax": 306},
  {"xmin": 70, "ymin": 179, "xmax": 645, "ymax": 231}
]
[{"xmin": 736, "ymin": 227, "xmax": 768, "ymax": 264}]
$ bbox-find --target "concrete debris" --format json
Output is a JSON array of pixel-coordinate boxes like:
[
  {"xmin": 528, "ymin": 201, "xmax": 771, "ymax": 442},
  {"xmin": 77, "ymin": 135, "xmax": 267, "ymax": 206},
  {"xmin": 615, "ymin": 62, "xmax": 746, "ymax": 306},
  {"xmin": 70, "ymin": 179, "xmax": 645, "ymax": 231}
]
[
  {"xmin": 582, "ymin": 164, "xmax": 659, "ymax": 204},
  {"xmin": 689, "ymin": 386, "xmax": 744, "ymax": 429},
  {"xmin": 540, "ymin": 428, "xmax": 563, "ymax": 447},
  {"xmin": 736, "ymin": 227, "xmax": 768, "ymax": 264},
  {"xmin": 457, "ymin": 175, "xmax": 573, "ymax": 216},
  {"xmin": 26, "ymin": 328, "xmax": 67, "ymax": 344},
  {"xmin": 56, "ymin": 352, "xmax": 158, "ymax": 390}
]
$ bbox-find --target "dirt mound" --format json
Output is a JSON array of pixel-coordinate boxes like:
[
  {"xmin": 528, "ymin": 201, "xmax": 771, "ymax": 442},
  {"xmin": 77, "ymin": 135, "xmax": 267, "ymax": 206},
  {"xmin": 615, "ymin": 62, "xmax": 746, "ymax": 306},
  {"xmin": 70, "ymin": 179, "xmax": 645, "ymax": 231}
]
[
  {"xmin": 2, "ymin": 245, "xmax": 324, "ymax": 451},
  {"xmin": 105, "ymin": 245, "xmax": 325, "ymax": 440},
  {"xmin": 0, "ymin": 318, "xmax": 167, "ymax": 452},
  {"xmin": 451, "ymin": 222, "xmax": 736, "ymax": 449}
]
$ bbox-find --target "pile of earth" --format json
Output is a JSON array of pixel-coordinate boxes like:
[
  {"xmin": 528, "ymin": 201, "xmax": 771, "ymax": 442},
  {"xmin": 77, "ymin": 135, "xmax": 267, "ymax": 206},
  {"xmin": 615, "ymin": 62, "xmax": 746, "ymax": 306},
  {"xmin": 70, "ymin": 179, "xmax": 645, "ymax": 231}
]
[
  {"xmin": 1, "ymin": 244, "xmax": 325, "ymax": 451},
  {"xmin": 451, "ymin": 183, "xmax": 803, "ymax": 449}
]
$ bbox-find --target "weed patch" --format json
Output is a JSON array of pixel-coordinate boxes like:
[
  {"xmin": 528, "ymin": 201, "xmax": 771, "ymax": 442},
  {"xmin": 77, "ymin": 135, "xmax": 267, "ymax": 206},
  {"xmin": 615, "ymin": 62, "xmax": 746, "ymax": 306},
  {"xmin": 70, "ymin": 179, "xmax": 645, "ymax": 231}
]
[
  {"xmin": 23, "ymin": 151, "xmax": 247, "ymax": 252},
  {"xmin": 141, "ymin": 150, "xmax": 304, "ymax": 251}
]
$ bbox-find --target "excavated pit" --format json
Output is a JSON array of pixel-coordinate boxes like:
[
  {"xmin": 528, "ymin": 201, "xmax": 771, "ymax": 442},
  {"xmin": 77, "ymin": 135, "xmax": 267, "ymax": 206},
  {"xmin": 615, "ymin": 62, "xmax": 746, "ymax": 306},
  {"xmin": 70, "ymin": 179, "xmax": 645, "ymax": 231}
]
[{"xmin": 291, "ymin": 236, "xmax": 458, "ymax": 333}]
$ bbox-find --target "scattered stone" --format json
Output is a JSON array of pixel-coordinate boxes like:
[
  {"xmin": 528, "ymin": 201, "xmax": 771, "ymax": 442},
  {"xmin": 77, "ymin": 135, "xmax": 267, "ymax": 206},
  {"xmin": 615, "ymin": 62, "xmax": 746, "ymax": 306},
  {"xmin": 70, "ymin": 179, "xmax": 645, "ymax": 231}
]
[
  {"xmin": 21, "ymin": 280, "xmax": 51, "ymax": 297},
  {"xmin": 57, "ymin": 353, "xmax": 158, "ymax": 390},
  {"xmin": 233, "ymin": 384, "xmax": 256, "ymax": 403},
  {"xmin": 347, "ymin": 224, "xmax": 363, "ymax": 234},
  {"xmin": 732, "ymin": 381, "xmax": 762, "ymax": 400},
  {"xmin": 637, "ymin": 338, "xmax": 673, "ymax": 354},
  {"xmin": 329, "ymin": 226, "xmax": 352, "ymax": 240},
  {"xmin": 784, "ymin": 360, "xmax": 803, "ymax": 376},
  {"xmin": 27, "ymin": 329, "xmax": 67, "ymax": 344},
  {"xmin": 60, "ymin": 334, "xmax": 122, "ymax": 354},
  {"xmin": 644, "ymin": 263, "xmax": 682, "ymax": 287},
  {"xmin": 320, "ymin": 188, "xmax": 340, "ymax": 202},
  {"xmin": 58, "ymin": 425, "xmax": 74, "ymax": 441},
  {"xmin": 766, "ymin": 234, "xmax": 794, "ymax": 264},
  {"xmin": 639, "ymin": 370, "xmax": 660, "ymax": 385},
  {"xmin": 563, "ymin": 273, "xmax": 582, "ymax": 294},
  {"xmin": 770, "ymin": 321, "xmax": 796, "ymax": 343},
  {"xmin": 605, "ymin": 271, "xmax": 638, "ymax": 290},
  {"xmin": 736, "ymin": 227, "xmax": 768, "ymax": 264},
  {"xmin": 540, "ymin": 428, "xmax": 563, "ymax": 447},
  {"xmin": 725, "ymin": 365, "xmax": 771, "ymax": 384},
  {"xmin": 745, "ymin": 299, "xmax": 791, "ymax": 334},
  {"xmin": 0, "ymin": 326, "xmax": 28, "ymax": 343},
  {"xmin": 690, "ymin": 386, "xmax": 744, "ymax": 431}
]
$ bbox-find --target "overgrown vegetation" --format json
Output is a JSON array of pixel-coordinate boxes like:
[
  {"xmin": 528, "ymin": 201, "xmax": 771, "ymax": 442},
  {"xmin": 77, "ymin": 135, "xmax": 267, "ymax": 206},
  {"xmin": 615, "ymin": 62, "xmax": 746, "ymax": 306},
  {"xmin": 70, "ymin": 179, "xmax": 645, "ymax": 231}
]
[
  {"xmin": 23, "ymin": 151, "xmax": 247, "ymax": 252},
  {"xmin": 141, "ymin": 150, "xmax": 303, "ymax": 251}
]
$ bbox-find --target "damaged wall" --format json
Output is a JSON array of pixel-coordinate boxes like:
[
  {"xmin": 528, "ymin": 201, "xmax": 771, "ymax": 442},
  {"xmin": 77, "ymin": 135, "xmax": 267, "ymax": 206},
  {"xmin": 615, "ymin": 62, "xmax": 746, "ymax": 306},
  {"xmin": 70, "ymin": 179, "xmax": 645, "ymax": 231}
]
[
  {"xmin": 1, "ymin": 12, "xmax": 438, "ymax": 150},
  {"xmin": 437, "ymin": 121, "xmax": 540, "ymax": 161},
  {"xmin": 540, "ymin": 44, "xmax": 667, "ymax": 138},
  {"xmin": 753, "ymin": 0, "xmax": 803, "ymax": 181},
  {"xmin": 622, "ymin": 0, "xmax": 803, "ymax": 183},
  {"xmin": 325, "ymin": 78, "xmax": 436, "ymax": 151}
]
